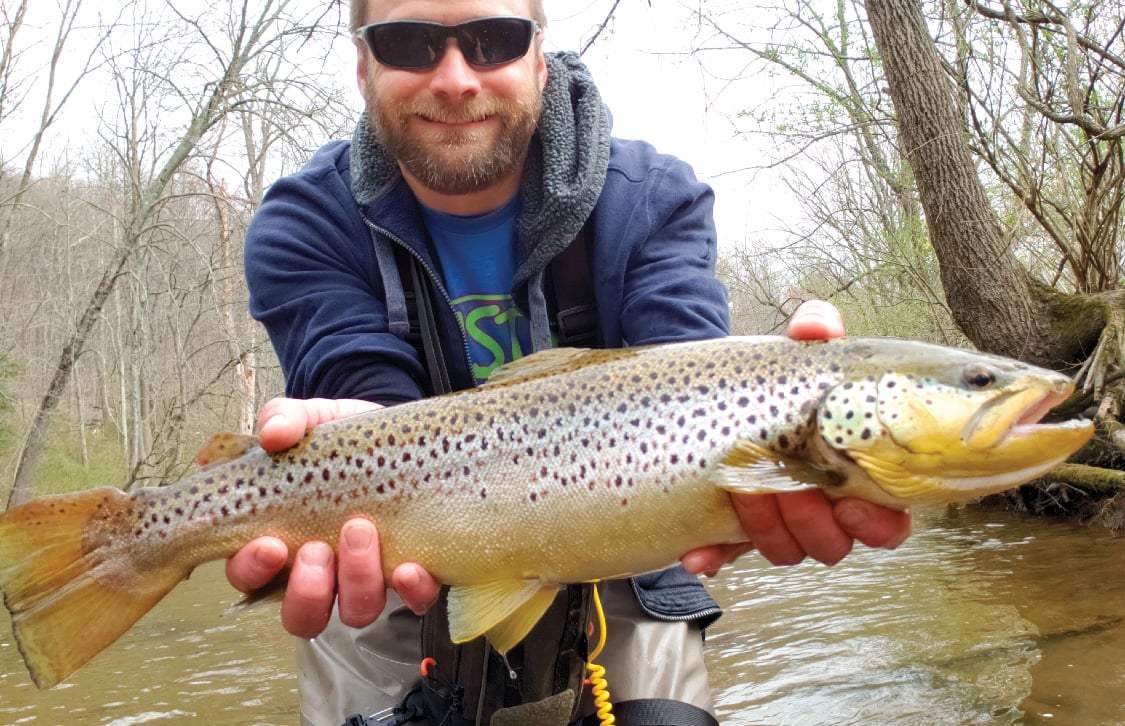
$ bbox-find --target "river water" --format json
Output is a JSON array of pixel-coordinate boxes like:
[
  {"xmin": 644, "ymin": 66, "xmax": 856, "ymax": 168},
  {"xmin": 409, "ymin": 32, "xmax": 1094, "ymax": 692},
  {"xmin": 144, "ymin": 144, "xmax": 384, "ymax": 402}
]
[{"xmin": 2, "ymin": 506, "xmax": 1123, "ymax": 725}]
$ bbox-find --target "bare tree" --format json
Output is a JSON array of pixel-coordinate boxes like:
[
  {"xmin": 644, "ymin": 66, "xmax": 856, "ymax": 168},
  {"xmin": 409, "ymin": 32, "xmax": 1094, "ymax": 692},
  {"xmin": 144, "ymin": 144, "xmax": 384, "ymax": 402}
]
[
  {"xmin": 6, "ymin": 0, "xmax": 345, "ymax": 505},
  {"xmin": 0, "ymin": 0, "xmax": 113, "ymax": 264}
]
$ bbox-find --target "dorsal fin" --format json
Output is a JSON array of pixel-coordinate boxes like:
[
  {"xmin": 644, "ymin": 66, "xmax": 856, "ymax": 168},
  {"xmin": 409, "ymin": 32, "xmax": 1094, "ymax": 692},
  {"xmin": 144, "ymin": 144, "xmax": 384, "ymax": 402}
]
[
  {"xmin": 484, "ymin": 347, "xmax": 640, "ymax": 388},
  {"xmin": 194, "ymin": 432, "xmax": 258, "ymax": 469}
]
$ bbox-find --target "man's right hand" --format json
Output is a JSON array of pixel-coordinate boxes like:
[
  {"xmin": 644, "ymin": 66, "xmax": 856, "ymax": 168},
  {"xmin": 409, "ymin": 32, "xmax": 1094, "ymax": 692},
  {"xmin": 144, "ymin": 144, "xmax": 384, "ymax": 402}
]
[{"xmin": 224, "ymin": 397, "xmax": 442, "ymax": 639}]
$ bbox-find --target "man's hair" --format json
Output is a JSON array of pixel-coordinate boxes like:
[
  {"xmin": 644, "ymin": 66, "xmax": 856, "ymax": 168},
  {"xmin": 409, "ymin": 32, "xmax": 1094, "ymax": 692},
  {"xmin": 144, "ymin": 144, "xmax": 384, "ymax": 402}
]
[{"xmin": 350, "ymin": 1, "xmax": 548, "ymax": 33}]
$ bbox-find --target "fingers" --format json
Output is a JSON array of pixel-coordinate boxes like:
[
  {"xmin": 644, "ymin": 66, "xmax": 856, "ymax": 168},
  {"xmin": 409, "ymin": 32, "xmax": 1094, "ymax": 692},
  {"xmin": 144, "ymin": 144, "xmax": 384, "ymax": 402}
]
[
  {"xmin": 717, "ymin": 491, "xmax": 910, "ymax": 572},
  {"xmin": 336, "ymin": 519, "xmax": 388, "ymax": 628},
  {"xmin": 275, "ymin": 518, "xmax": 441, "ymax": 639},
  {"xmin": 391, "ymin": 563, "xmax": 443, "ymax": 615},
  {"xmin": 834, "ymin": 498, "xmax": 913, "ymax": 549},
  {"xmin": 225, "ymin": 536, "xmax": 289, "ymax": 593},
  {"xmin": 280, "ymin": 541, "xmax": 337, "ymax": 638},
  {"xmin": 257, "ymin": 397, "xmax": 383, "ymax": 452},
  {"xmin": 681, "ymin": 542, "xmax": 754, "ymax": 577},
  {"xmin": 731, "ymin": 490, "xmax": 853, "ymax": 566},
  {"xmin": 787, "ymin": 300, "xmax": 845, "ymax": 341}
]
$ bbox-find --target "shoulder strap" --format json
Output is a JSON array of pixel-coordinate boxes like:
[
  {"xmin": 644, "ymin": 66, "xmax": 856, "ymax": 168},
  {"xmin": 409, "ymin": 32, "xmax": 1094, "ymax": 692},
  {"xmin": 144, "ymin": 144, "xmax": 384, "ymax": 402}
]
[
  {"xmin": 393, "ymin": 246, "xmax": 454, "ymax": 395},
  {"xmin": 392, "ymin": 221, "xmax": 599, "ymax": 397},
  {"xmin": 546, "ymin": 220, "xmax": 598, "ymax": 348}
]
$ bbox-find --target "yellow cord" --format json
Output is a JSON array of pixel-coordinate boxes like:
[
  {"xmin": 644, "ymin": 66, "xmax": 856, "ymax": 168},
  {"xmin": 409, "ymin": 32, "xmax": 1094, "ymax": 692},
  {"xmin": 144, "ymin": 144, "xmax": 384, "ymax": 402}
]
[{"xmin": 585, "ymin": 582, "xmax": 615, "ymax": 726}]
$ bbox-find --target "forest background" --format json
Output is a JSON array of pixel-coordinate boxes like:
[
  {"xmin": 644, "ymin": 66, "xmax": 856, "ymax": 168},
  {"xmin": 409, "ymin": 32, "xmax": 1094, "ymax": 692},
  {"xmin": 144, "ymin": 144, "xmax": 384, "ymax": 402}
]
[{"xmin": 1, "ymin": 0, "xmax": 1123, "ymax": 525}]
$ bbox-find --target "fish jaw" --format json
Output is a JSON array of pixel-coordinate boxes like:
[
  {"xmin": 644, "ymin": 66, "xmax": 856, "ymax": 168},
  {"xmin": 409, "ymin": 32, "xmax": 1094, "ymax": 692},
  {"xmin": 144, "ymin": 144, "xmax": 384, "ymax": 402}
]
[{"xmin": 824, "ymin": 369, "xmax": 1093, "ymax": 506}]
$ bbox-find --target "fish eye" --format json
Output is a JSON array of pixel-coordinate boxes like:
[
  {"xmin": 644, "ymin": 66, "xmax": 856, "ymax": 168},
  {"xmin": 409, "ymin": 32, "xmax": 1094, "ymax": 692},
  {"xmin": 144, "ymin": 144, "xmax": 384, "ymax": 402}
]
[{"xmin": 963, "ymin": 365, "xmax": 997, "ymax": 389}]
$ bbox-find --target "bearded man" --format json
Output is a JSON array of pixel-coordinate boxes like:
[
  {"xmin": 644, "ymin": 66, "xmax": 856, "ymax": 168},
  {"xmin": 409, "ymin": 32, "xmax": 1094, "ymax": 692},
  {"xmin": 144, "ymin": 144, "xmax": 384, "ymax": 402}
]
[{"xmin": 230, "ymin": 1, "xmax": 911, "ymax": 724}]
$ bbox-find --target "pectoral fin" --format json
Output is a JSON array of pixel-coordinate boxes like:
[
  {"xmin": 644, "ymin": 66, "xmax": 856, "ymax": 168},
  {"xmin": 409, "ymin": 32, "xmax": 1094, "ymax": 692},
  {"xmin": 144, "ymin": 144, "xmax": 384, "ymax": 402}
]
[
  {"xmin": 717, "ymin": 440, "xmax": 836, "ymax": 494},
  {"xmin": 447, "ymin": 580, "xmax": 560, "ymax": 654}
]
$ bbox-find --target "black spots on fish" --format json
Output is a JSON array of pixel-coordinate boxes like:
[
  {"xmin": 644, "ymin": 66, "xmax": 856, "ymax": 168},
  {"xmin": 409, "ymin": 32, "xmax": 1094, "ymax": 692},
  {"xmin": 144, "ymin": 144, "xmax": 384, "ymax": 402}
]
[
  {"xmin": 322, "ymin": 469, "xmax": 331, "ymax": 482},
  {"xmin": 304, "ymin": 472, "xmax": 315, "ymax": 485},
  {"xmin": 777, "ymin": 434, "xmax": 791, "ymax": 450},
  {"xmin": 737, "ymin": 396, "xmax": 751, "ymax": 408},
  {"xmin": 696, "ymin": 430, "xmax": 707, "ymax": 443}
]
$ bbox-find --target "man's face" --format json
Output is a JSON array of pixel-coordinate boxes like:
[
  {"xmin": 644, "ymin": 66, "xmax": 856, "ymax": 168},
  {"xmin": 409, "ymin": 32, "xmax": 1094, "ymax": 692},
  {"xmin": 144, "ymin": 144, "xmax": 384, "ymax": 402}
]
[{"xmin": 356, "ymin": 1, "xmax": 548, "ymax": 195}]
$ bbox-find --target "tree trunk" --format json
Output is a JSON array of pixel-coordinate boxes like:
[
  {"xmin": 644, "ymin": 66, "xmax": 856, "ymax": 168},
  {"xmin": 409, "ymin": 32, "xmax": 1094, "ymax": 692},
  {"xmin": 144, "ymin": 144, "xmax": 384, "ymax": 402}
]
[
  {"xmin": 8, "ymin": 244, "xmax": 134, "ymax": 505},
  {"xmin": 862, "ymin": 0, "xmax": 1104, "ymax": 368}
]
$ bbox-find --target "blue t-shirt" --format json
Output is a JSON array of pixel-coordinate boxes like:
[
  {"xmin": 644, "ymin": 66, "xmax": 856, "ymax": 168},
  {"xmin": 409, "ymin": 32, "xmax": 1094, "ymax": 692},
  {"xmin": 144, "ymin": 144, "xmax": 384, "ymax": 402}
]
[{"xmin": 420, "ymin": 198, "xmax": 531, "ymax": 384}]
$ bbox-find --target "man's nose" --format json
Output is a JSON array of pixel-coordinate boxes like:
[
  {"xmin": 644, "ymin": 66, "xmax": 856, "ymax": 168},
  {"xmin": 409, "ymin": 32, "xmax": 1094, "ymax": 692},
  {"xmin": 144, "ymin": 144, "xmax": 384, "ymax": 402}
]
[{"xmin": 428, "ymin": 39, "xmax": 482, "ymax": 100}]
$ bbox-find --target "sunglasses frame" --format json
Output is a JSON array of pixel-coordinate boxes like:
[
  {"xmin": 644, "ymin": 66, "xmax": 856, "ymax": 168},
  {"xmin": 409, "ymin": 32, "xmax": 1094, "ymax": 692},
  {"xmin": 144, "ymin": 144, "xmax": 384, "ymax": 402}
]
[{"xmin": 356, "ymin": 16, "xmax": 541, "ymax": 71}]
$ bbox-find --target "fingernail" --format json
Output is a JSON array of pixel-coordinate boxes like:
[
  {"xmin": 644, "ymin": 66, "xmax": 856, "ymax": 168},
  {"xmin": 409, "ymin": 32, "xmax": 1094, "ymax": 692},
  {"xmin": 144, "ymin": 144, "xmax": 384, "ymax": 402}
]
[
  {"xmin": 835, "ymin": 500, "xmax": 869, "ymax": 532},
  {"xmin": 256, "ymin": 543, "xmax": 287, "ymax": 569},
  {"xmin": 343, "ymin": 521, "xmax": 375, "ymax": 552},
  {"xmin": 299, "ymin": 543, "xmax": 333, "ymax": 568}
]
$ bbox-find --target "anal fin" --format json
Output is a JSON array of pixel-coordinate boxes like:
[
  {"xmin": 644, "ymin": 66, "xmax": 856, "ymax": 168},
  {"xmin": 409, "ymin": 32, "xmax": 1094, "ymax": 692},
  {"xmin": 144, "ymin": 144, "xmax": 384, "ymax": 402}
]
[{"xmin": 447, "ymin": 579, "xmax": 560, "ymax": 654}]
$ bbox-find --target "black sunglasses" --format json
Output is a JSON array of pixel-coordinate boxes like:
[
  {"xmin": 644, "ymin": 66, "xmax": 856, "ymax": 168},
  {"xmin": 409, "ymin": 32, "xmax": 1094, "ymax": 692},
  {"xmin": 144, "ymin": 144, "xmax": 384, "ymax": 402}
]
[{"xmin": 357, "ymin": 16, "xmax": 540, "ymax": 71}]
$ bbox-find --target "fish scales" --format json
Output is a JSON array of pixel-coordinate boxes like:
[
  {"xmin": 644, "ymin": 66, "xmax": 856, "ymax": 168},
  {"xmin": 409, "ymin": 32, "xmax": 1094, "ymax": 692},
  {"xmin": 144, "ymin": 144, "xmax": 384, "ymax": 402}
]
[
  {"xmin": 0, "ymin": 336, "xmax": 1094, "ymax": 688},
  {"xmin": 106, "ymin": 339, "xmax": 837, "ymax": 585}
]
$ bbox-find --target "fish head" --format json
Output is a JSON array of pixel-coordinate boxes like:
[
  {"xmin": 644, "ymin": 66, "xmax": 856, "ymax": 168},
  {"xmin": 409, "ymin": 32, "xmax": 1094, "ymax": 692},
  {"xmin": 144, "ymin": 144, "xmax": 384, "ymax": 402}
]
[{"xmin": 816, "ymin": 342, "xmax": 1094, "ymax": 506}]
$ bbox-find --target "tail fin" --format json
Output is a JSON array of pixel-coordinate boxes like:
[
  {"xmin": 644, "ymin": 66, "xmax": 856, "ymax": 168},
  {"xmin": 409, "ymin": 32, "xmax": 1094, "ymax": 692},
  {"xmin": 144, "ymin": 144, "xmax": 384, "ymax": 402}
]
[{"xmin": 0, "ymin": 487, "xmax": 187, "ymax": 688}]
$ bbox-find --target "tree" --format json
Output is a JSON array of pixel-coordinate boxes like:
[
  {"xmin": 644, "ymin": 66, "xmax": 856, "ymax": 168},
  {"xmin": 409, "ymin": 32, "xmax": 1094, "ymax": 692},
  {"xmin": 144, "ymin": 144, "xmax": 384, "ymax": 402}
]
[{"xmin": 6, "ymin": 0, "xmax": 348, "ymax": 505}]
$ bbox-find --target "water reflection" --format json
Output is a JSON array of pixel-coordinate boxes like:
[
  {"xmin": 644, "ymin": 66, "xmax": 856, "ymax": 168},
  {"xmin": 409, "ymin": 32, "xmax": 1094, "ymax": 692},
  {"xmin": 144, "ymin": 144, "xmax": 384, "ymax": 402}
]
[
  {"xmin": 1, "ymin": 508, "xmax": 1123, "ymax": 724},
  {"xmin": 707, "ymin": 507, "xmax": 1125, "ymax": 725},
  {"xmin": 0, "ymin": 562, "xmax": 299, "ymax": 725}
]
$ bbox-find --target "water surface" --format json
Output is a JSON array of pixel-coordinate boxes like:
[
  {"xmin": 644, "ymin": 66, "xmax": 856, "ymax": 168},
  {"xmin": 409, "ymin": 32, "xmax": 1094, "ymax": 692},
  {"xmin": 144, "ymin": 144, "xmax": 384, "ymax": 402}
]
[{"xmin": 2, "ymin": 507, "xmax": 1122, "ymax": 724}]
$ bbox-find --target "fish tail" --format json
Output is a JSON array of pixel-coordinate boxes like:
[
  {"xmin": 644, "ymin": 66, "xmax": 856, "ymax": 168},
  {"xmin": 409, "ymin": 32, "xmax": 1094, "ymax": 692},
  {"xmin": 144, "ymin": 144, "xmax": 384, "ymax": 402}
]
[{"xmin": 0, "ymin": 487, "xmax": 187, "ymax": 688}]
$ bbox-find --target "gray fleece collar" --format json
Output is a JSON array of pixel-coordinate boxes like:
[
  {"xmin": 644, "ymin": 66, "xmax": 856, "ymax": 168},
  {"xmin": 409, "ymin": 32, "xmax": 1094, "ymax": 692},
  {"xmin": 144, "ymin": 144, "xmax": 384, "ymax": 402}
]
[{"xmin": 349, "ymin": 51, "xmax": 611, "ymax": 292}]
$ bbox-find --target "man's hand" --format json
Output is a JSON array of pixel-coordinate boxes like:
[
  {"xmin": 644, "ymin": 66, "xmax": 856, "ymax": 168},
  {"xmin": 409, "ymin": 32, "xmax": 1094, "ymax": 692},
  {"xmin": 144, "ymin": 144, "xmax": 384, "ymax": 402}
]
[
  {"xmin": 680, "ymin": 300, "xmax": 913, "ymax": 576},
  {"xmin": 224, "ymin": 397, "xmax": 441, "ymax": 639}
]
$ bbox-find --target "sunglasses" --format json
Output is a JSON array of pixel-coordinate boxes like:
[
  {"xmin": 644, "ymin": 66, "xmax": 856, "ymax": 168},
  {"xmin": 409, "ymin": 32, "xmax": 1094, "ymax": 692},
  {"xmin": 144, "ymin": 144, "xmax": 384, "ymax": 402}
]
[{"xmin": 357, "ymin": 16, "xmax": 541, "ymax": 71}]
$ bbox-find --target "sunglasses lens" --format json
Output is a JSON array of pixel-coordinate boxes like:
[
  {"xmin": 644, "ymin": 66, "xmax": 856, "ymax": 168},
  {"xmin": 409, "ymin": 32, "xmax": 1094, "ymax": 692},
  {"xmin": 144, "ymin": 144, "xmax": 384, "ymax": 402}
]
[
  {"xmin": 455, "ymin": 17, "xmax": 535, "ymax": 66},
  {"xmin": 364, "ymin": 23, "xmax": 441, "ymax": 69},
  {"xmin": 361, "ymin": 18, "xmax": 536, "ymax": 70}
]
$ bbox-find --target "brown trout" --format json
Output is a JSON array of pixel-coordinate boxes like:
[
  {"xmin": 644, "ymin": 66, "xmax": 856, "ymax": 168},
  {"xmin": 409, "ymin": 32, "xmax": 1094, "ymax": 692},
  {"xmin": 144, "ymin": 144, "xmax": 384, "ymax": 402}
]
[{"xmin": 0, "ymin": 336, "xmax": 1093, "ymax": 688}]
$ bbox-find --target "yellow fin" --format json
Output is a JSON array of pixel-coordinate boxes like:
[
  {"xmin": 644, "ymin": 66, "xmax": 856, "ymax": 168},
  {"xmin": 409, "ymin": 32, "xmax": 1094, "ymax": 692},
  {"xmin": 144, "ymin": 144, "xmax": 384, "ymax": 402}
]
[
  {"xmin": 0, "ymin": 487, "xmax": 189, "ymax": 688},
  {"xmin": 717, "ymin": 440, "xmax": 837, "ymax": 494},
  {"xmin": 483, "ymin": 587, "xmax": 561, "ymax": 654},
  {"xmin": 447, "ymin": 580, "xmax": 560, "ymax": 654},
  {"xmin": 194, "ymin": 432, "xmax": 258, "ymax": 469}
]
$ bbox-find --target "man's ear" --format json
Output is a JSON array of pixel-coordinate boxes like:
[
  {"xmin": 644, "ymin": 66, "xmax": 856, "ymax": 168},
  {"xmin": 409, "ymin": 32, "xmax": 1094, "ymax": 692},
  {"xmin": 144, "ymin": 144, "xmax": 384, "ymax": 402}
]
[
  {"xmin": 355, "ymin": 37, "xmax": 370, "ymax": 93},
  {"xmin": 536, "ymin": 34, "xmax": 548, "ymax": 90}
]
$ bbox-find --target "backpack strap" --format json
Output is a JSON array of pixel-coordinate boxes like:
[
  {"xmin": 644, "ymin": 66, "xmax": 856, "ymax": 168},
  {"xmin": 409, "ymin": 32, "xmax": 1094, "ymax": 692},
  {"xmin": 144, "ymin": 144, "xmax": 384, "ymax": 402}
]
[
  {"xmin": 546, "ymin": 220, "xmax": 598, "ymax": 347},
  {"xmin": 389, "ymin": 245, "xmax": 454, "ymax": 396},
  {"xmin": 385, "ymin": 221, "xmax": 599, "ymax": 396}
]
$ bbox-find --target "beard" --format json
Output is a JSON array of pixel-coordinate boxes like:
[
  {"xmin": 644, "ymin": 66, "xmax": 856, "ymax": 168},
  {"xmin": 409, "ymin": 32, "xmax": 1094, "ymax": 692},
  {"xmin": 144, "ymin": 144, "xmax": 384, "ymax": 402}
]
[{"xmin": 367, "ymin": 74, "xmax": 542, "ymax": 195}]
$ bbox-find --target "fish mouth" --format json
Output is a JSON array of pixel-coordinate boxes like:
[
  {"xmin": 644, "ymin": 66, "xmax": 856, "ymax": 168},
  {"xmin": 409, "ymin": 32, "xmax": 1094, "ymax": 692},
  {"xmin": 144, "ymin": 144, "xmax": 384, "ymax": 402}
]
[{"xmin": 962, "ymin": 384, "xmax": 1077, "ymax": 450}]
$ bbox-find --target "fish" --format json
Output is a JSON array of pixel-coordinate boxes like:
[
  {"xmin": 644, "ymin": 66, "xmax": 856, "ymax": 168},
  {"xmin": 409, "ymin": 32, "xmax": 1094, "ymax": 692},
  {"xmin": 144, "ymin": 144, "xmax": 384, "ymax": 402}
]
[{"xmin": 0, "ymin": 336, "xmax": 1094, "ymax": 688}]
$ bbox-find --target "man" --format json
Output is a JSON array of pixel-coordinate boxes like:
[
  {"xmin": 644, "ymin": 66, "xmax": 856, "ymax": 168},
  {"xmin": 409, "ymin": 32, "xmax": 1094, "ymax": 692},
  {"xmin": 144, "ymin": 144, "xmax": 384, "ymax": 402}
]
[{"xmin": 229, "ymin": 1, "xmax": 912, "ymax": 723}]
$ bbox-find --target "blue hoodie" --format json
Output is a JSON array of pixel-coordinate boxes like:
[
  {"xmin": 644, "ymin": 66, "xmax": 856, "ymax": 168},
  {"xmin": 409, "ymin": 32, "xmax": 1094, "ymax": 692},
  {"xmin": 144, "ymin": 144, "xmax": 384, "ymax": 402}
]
[{"xmin": 244, "ymin": 52, "xmax": 729, "ymax": 626}]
